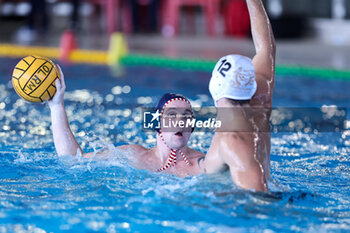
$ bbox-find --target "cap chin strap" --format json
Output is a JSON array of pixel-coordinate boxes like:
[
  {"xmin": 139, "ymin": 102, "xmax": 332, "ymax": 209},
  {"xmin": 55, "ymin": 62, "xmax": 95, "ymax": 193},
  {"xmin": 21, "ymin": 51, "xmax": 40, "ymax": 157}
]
[{"xmin": 156, "ymin": 97, "xmax": 192, "ymax": 172}]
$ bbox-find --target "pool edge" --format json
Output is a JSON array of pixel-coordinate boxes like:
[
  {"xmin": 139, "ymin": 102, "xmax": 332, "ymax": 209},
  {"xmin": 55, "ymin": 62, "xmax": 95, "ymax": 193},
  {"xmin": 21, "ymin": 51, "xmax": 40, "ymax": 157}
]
[{"xmin": 1, "ymin": 43, "xmax": 350, "ymax": 80}]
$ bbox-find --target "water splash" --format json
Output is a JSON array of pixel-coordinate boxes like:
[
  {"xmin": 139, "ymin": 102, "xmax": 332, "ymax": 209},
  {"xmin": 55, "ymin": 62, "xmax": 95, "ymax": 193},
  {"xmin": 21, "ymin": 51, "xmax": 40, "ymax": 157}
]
[{"xmin": 1, "ymin": 60, "xmax": 350, "ymax": 232}]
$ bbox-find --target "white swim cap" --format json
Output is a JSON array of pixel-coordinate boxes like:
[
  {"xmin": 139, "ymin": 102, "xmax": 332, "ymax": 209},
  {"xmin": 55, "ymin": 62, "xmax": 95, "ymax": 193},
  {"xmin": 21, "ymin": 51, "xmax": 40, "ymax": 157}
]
[{"xmin": 209, "ymin": 54, "xmax": 257, "ymax": 106}]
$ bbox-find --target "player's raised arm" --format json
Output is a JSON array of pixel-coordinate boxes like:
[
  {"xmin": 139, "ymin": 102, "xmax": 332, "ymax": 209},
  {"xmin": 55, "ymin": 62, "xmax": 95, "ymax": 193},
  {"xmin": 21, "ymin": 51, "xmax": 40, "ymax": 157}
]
[
  {"xmin": 247, "ymin": 0, "xmax": 276, "ymax": 86},
  {"xmin": 200, "ymin": 0, "xmax": 275, "ymax": 192},
  {"xmin": 48, "ymin": 65, "xmax": 83, "ymax": 156}
]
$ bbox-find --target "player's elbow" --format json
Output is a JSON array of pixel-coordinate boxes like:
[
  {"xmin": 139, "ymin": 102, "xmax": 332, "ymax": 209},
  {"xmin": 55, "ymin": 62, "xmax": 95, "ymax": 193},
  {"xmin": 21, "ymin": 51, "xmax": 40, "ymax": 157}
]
[
  {"xmin": 271, "ymin": 41, "xmax": 276, "ymax": 54},
  {"xmin": 269, "ymin": 27, "xmax": 276, "ymax": 50},
  {"xmin": 260, "ymin": 36, "xmax": 276, "ymax": 57},
  {"xmin": 271, "ymin": 39, "xmax": 276, "ymax": 56},
  {"xmin": 56, "ymin": 147, "xmax": 83, "ymax": 157},
  {"xmin": 261, "ymin": 41, "xmax": 276, "ymax": 58},
  {"xmin": 230, "ymin": 161, "xmax": 268, "ymax": 192}
]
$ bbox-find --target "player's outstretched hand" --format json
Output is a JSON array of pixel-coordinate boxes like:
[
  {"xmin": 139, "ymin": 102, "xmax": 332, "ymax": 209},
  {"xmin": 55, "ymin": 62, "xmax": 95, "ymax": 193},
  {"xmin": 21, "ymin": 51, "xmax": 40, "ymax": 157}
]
[{"xmin": 48, "ymin": 64, "xmax": 66, "ymax": 108}]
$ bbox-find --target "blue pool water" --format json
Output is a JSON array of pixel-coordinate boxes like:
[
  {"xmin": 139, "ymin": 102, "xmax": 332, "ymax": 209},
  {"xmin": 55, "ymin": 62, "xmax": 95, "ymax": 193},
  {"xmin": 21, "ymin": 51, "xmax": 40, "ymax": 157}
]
[{"xmin": 0, "ymin": 57, "xmax": 350, "ymax": 232}]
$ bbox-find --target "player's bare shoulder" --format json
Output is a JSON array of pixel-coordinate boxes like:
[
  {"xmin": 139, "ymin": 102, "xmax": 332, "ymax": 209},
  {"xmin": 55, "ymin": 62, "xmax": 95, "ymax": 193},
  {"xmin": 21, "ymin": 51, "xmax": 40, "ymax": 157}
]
[
  {"xmin": 188, "ymin": 148, "xmax": 205, "ymax": 160},
  {"xmin": 116, "ymin": 144, "xmax": 148, "ymax": 155},
  {"xmin": 116, "ymin": 144, "xmax": 152, "ymax": 168}
]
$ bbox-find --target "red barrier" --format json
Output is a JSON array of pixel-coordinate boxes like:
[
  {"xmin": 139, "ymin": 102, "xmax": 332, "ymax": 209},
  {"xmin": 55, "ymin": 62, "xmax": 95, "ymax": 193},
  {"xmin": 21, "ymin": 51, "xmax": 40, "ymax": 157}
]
[
  {"xmin": 161, "ymin": 0, "xmax": 220, "ymax": 37},
  {"xmin": 59, "ymin": 30, "xmax": 78, "ymax": 62},
  {"xmin": 223, "ymin": 0, "xmax": 250, "ymax": 37}
]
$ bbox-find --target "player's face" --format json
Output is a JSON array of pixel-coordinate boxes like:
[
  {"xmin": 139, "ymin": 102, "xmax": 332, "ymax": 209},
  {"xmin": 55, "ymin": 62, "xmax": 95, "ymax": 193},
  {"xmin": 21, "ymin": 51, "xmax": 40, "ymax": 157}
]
[{"xmin": 160, "ymin": 100, "xmax": 193, "ymax": 149}]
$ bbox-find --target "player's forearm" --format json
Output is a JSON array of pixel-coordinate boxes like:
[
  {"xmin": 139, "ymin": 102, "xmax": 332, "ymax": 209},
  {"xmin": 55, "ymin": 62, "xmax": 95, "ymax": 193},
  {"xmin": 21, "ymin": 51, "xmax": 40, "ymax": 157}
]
[
  {"xmin": 50, "ymin": 103, "xmax": 83, "ymax": 156},
  {"xmin": 246, "ymin": 0, "xmax": 275, "ymax": 53}
]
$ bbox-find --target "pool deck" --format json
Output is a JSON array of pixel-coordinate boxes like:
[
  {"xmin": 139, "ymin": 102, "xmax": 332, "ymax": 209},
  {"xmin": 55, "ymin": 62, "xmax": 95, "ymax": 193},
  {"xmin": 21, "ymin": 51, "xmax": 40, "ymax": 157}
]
[
  {"xmin": 126, "ymin": 35, "xmax": 350, "ymax": 70},
  {"xmin": 1, "ymin": 19, "xmax": 350, "ymax": 70}
]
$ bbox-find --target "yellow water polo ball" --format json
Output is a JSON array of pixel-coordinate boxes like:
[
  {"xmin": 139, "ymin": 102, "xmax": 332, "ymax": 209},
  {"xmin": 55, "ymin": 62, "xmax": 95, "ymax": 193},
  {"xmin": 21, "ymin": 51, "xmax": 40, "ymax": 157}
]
[{"xmin": 12, "ymin": 55, "xmax": 60, "ymax": 102}]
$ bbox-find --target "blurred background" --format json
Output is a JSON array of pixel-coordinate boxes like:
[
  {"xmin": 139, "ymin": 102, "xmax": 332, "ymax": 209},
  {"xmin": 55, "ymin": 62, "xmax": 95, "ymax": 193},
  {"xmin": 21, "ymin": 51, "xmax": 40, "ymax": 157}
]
[{"xmin": 0, "ymin": 0, "xmax": 350, "ymax": 69}]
